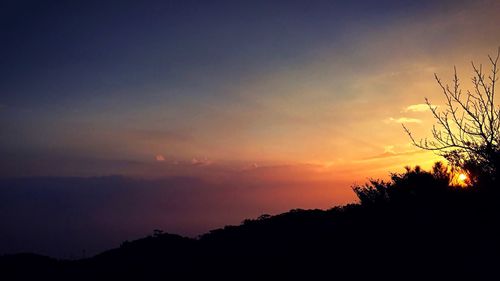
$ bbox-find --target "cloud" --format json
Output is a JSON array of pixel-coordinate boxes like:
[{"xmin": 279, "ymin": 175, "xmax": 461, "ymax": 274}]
[
  {"xmin": 385, "ymin": 117, "xmax": 422, "ymax": 124},
  {"xmin": 191, "ymin": 157, "xmax": 213, "ymax": 166},
  {"xmin": 155, "ymin": 154, "xmax": 166, "ymax": 161},
  {"xmin": 383, "ymin": 145, "xmax": 396, "ymax": 154},
  {"xmin": 240, "ymin": 163, "xmax": 260, "ymax": 171},
  {"xmin": 360, "ymin": 149, "xmax": 425, "ymax": 161},
  {"xmin": 403, "ymin": 104, "xmax": 430, "ymax": 112}
]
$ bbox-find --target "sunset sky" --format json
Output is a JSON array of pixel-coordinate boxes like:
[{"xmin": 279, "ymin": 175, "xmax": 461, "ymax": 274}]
[{"xmin": 1, "ymin": 0, "xmax": 500, "ymax": 257}]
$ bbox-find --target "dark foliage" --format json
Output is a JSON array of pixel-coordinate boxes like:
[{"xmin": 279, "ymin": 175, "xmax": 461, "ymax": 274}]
[
  {"xmin": 353, "ymin": 162, "xmax": 452, "ymax": 205},
  {"xmin": 2, "ymin": 162, "xmax": 500, "ymax": 280}
]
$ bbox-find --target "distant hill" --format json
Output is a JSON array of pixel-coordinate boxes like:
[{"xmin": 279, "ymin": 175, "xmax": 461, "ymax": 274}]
[
  {"xmin": 2, "ymin": 167, "xmax": 500, "ymax": 280},
  {"xmin": 2, "ymin": 204, "xmax": 499, "ymax": 280}
]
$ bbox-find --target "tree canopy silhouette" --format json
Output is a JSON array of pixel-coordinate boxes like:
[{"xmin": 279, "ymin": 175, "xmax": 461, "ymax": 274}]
[
  {"xmin": 352, "ymin": 161, "xmax": 457, "ymax": 208},
  {"xmin": 403, "ymin": 48, "xmax": 500, "ymax": 186}
]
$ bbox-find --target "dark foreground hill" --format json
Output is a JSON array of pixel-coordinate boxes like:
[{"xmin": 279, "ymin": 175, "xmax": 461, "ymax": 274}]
[{"xmin": 2, "ymin": 167, "xmax": 500, "ymax": 280}]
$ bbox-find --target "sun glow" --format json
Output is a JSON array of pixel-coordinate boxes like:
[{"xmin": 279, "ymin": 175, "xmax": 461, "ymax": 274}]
[
  {"xmin": 458, "ymin": 173, "xmax": 467, "ymax": 182},
  {"xmin": 455, "ymin": 173, "xmax": 469, "ymax": 187}
]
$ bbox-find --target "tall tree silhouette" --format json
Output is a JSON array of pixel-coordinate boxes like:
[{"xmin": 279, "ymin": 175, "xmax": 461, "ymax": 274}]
[{"xmin": 403, "ymin": 48, "xmax": 500, "ymax": 186}]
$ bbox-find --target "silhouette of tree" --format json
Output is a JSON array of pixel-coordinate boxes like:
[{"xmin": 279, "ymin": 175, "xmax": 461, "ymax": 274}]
[
  {"xmin": 352, "ymin": 178, "xmax": 389, "ymax": 205},
  {"xmin": 153, "ymin": 229, "xmax": 164, "ymax": 237},
  {"xmin": 353, "ymin": 162, "xmax": 452, "ymax": 205},
  {"xmin": 403, "ymin": 48, "xmax": 500, "ymax": 186}
]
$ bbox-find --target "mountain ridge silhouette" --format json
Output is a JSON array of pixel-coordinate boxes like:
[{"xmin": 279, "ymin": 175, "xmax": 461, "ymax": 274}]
[{"xmin": 2, "ymin": 165, "xmax": 500, "ymax": 280}]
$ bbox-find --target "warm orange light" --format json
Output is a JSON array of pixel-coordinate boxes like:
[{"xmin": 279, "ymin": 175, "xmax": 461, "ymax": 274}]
[{"xmin": 457, "ymin": 173, "xmax": 468, "ymax": 186}]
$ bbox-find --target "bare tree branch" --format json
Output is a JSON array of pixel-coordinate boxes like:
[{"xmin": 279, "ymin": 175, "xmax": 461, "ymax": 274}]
[{"xmin": 403, "ymin": 48, "xmax": 500, "ymax": 184}]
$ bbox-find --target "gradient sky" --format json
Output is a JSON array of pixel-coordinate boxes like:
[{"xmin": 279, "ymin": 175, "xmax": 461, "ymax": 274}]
[{"xmin": 1, "ymin": 0, "xmax": 500, "ymax": 257}]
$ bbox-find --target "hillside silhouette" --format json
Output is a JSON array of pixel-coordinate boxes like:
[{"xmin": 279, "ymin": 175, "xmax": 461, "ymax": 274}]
[{"xmin": 2, "ymin": 162, "xmax": 500, "ymax": 280}]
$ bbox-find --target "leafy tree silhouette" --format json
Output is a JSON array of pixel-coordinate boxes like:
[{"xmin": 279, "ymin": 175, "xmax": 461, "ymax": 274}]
[
  {"xmin": 403, "ymin": 48, "xmax": 500, "ymax": 187},
  {"xmin": 352, "ymin": 162, "xmax": 452, "ymax": 205}
]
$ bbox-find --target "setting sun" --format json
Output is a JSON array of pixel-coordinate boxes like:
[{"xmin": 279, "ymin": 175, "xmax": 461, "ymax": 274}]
[
  {"xmin": 458, "ymin": 173, "xmax": 467, "ymax": 182},
  {"xmin": 456, "ymin": 173, "xmax": 469, "ymax": 186}
]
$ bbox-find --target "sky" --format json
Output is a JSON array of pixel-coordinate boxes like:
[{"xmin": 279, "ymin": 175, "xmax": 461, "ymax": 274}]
[{"xmin": 1, "ymin": 0, "xmax": 500, "ymax": 257}]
